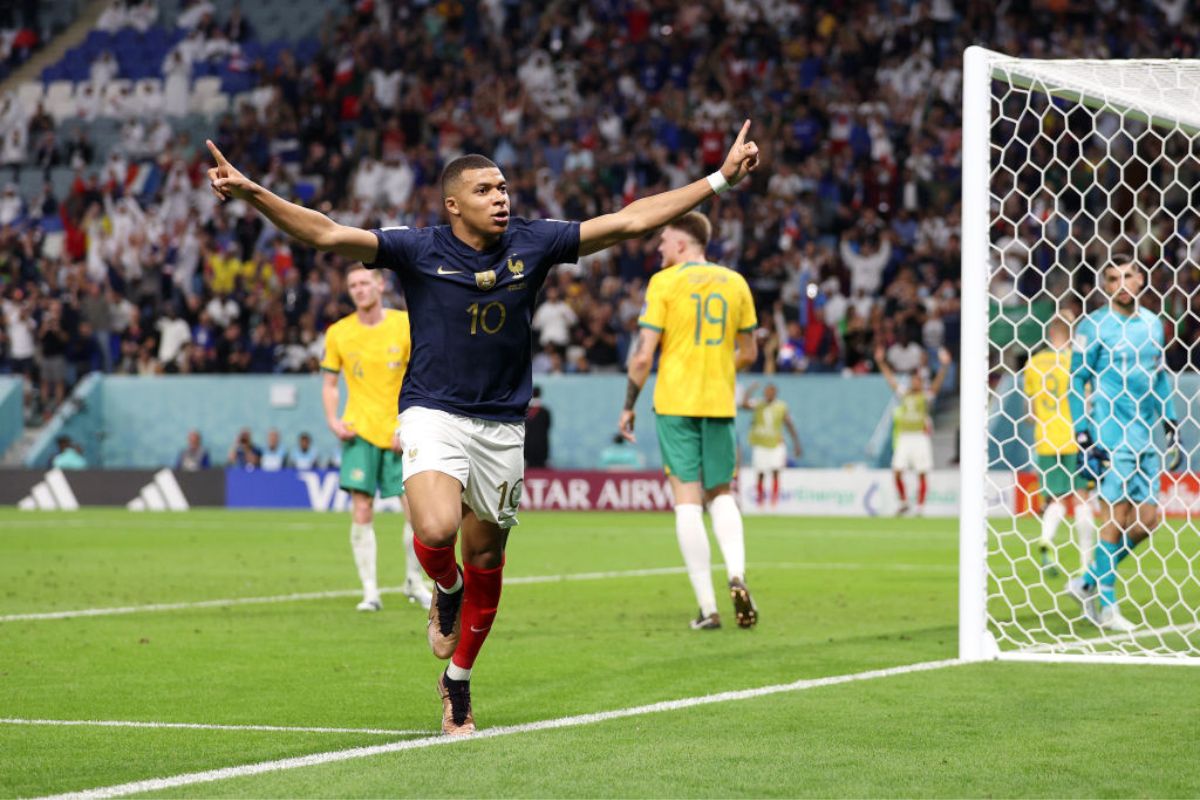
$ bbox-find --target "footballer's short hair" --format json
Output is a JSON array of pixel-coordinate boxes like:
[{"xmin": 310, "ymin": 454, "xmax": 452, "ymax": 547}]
[
  {"xmin": 441, "ymin": 154, "xmax": 500, "ymax": 197},
  {"xmin": 666, "ymin": 211, "xmax": 712, "ymax": 248},
  {"xmin": 1101, "ymin": 258, "xmax": 1139, "ymax": 279}
]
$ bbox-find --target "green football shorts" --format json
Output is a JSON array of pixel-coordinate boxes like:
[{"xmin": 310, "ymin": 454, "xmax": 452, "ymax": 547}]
[
  {"xmin": 339, "ymin": 436, "xmax": 405, "ymax": 498},
  {"xmin": 1036, "ymin": 453, "xmax": 1090, "ymax": 500},
  {"xmin": 655, "ymin": 414, "xmax": 736, "ymax": 491}
]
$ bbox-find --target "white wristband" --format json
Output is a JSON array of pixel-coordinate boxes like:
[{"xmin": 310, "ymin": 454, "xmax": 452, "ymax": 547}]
[{"xmin": 707, "ymin": 171, "xmax": 730, "ymax": 195}]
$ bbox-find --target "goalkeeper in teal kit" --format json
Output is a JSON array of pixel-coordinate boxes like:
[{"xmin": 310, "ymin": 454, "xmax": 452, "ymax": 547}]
[{"xmin": 1067, "ymin": 260, "xmax": 1181, "ymax": 632}]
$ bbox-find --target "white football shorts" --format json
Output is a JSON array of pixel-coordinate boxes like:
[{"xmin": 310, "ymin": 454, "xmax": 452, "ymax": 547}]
[
  {"xmin": 751, "ymin": 443, "xmax": 787, "ymax": 471},
  {"xmin": 891, "ymin": 432, "xmax": 934, "ymax": 473},
  {"xmin": 398, "ymin": 406, "xmax": 526, "ymax": 528}
]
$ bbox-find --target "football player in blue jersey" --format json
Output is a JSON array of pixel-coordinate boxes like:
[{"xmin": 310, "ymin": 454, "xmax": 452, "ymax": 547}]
[
  {"xmin": 206, "ymin": 123, "xmax": 760, "ymax": 734},
  {"xmin": 1067, "ymin": 259, "xmax": 1180, "ymax": 632}
]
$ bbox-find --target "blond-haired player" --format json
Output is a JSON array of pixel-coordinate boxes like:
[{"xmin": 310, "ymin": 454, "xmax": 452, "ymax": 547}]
[
  {"xmin": 321, "ymin": 267, "xmax": 431, "ymax": 612},
  {"xmin": 620, "ymin": 211, "xmax": 759, "ymax": 630},
  {"xmin": 1023, "ymin": 317, "xmax": 1095, "ymax": 575}
]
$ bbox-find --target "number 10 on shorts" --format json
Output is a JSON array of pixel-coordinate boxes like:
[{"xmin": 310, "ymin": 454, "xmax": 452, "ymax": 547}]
[{"xmin": 496, "ymin": 479, "xmax": 523, "ymax": 514}]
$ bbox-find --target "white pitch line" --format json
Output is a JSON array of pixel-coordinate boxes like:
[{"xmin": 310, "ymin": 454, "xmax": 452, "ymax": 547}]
[
  {"xmin": 0, "ymin": 561, "xmax": 950, "ymax": 623},
  {"xmin": 0, "ymin": 588, "xmax": 367, "ymax": 622},
  {"xmin": 38, "ymin": 658, "xmax": 963, "ymax": 800},
  {"xmin": 0, "ymin": 718, "xmax": 430, "ymax": 737}
]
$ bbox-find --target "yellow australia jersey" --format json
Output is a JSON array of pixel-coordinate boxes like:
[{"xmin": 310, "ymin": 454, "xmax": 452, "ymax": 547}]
[
  {"xmin": 639, "ymin": 261, "xmax": 757, "ymax": 418},
  {"xmin": 749, "ymin": 399, "xmax": 788, "ymax": 448},
  {"xmin": 1023, "ymin": 347, "xmax": 1077, "ymax": 456},
  {"xmin": 320, "ymin": 309, "xmax": 411, "ymax": 450}
]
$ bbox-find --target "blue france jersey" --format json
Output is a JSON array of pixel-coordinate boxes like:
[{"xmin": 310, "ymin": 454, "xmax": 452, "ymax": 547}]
[
  {"xmin": 1068, "ymin": 306, "xmax": 1176, "ymax": 453},
  {"xmin": 368, "ymin": 217, "xmax": 580, "ymax": 421}
]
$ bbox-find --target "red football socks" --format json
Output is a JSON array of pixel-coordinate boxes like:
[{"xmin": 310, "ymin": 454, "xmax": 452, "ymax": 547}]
[
  {"xmin": 918, "ymin": 474, "xmax": 928, "ymax": 506},
  {"xmin": 894, "ymin": 474, "xmax": 908, "ymax": 501},
  {"xmin": 452, "ymin": 561, "xmax": 504, "ymax": 670},
  {"xmin": 412, "ymin": 535, "xmax": 461, "ymax": 590}
]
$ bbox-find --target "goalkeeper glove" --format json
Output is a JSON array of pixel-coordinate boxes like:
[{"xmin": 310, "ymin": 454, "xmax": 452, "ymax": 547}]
[
  {"xmin": 1164, "ymin": 419, "xmax": 1182, "ymax": 472},
  {"xmin": 1075, "ymin": 429, "xmax": 1109, "ymax": 482}
]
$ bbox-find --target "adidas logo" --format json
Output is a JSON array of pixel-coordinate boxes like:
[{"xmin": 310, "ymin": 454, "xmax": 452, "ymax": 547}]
[
  {"xmin": 17, "ymin": 469, "xmax": 79, "ymax": 511},
  {"xmin": 127, "ymin": 469, "xmax": 190, "ymax": 512}
]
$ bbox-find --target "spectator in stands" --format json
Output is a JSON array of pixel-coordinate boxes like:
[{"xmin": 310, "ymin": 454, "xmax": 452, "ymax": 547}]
[
  {"xmin": 885, "ymin": 328, "xmax": 927, "ymax": 377},
  {"xmin": 525, "ymin": 386, "xmax": 552, "ymax": 469},
  {"xmin": 841, "ymin": 228, "xmax": 893, "ymax": 297},
  {"xmin": 260, "ymin": 428, "xmax": 286, "ymax": 471},
  {"xmin": 224, "ymin": 5, "xmax": 252, "ymax": 43},
  {"xmin": 79, "ymin": 282, "xmax": 112, "ymax": 373},
  {"xmin": 841, "ymin": 306, "xmax": 875, "ymax": 374},
  {"xmin": 214, "ymin": 322, "xmax": 250, "ymax": 372},
  {"xmin": 156, "ymin": 304, "xmax": 190, "ymax": 373},
  {"xmin": 176, "ymin": 429, "xmax": 211, "ymax": 471},
  {"xmin": 63, "ymin": 130, "xmax": 94, "ymax": 169},
  {"xmin": 31, "ymin": 130, "xmax": 59, "ymax": 171},
  {"xmin": 177, "ymin": 0, "xmax": 216, "ymax": 30},
  {"xmin": 532, "ymin": 286, "xmax": 576, "ymax": 352},
  {"xmin": 162, "ymin": 51, "xmax": 190, "ymax": 116},
  {"xmin": 51, "ymin": 436, "xmax": 87, "ymax": 470},
  {"xmin": 226, "ymin": 427, "xmax": 261, "ymax": 469},
  {"xmin": 69, "ymin": 321, "xmax": 100, "ymax": 383},
  {"xmin": 0, "ymin": 183, "xmax": 23, "ymax": 225},
  {"xmin": 89, "ymin": 50, "xmax": 118, "ymax": 85},
  {"xmin": 37, "ymin": 300, "xmax": 69, "ymax": 417},
  {"xmin": 2, "ymin": 287, "xmax": 35, "ymax": 391},
  {"xmin": 289, "ymin": 431, "xmax": 320, "ymax": 469}
]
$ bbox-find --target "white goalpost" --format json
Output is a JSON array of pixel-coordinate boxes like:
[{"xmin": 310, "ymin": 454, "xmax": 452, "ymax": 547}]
[{"xmin": 960, "ymin": 46, "xmax": 1200, "ymax": 665}]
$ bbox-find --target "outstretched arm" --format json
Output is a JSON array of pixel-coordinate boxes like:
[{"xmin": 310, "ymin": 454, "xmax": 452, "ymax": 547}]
[
  {"xmin": 206, "ymin": 140, "xmax": 377, "ymax": 263},
  {"xmin": 929, "ymin": 348, "xmax": 952, "ymax": 396},
  {"xmin": 740, "ymin": 381, "xmax": 760, "ymax": 411},
  {"xmin": 875, "ymin": 347, "xmax": 899, "ymax": 393},
  {"xmin": 578, "ymin": 120, "xmax": 760, "ymax": 257}
]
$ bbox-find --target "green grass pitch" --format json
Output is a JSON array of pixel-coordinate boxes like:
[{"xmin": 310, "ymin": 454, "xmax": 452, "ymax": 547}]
[{"xmin": 2, "ymin": 509, "xmax": 1199, "ymax": 798}]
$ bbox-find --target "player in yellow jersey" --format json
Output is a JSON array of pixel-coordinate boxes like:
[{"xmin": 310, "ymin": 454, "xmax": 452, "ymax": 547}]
[
  {"xmin": 321, "ymin": 266, "xmax": 432, "ymax": 612},
  {"xmin": 1023, "ymin": 317, "xmax": 1095, "ymax": 575},
  {"xmin": 619, "ymin": 212, "xmax": 759, "ymax": 630},
  {"xmin": 877, "ymin": 346, "xmax": 951, "ymax": 516},
  {"xmin": 741, "ymin": 382, "xmax": 802, "ymax": 506}
]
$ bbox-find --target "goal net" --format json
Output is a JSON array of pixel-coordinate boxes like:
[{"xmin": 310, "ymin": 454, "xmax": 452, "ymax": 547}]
[{"xmin": 961, "ymin": 47, "xmax": 1200, "ymax": 664}]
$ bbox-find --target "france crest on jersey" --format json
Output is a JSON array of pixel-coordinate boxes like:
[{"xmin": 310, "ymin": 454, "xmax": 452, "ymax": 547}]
[
  {"xmin": 367, "ymin": 217, "xmax": 580, "ymax": 421},
  {"xmin": 1068, "ymin": 306, "xmax": 1176, "ymax": 453}
]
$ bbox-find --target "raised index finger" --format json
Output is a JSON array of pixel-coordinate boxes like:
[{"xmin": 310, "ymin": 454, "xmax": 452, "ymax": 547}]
[
  {"xmin": 734, "ymin": 119, "xmax": 751, "ymax": 146},
  {"xmin": 206, "ymin": 139, "xmax": 230, "ymax": 166}
]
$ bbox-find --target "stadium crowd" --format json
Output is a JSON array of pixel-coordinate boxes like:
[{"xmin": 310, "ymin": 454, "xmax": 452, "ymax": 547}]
[{"xmin": 12, "ymin": 0, "xmax": 1193, "ymax": 421}]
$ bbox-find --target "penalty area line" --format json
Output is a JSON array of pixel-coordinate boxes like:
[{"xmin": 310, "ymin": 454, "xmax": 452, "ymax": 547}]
[
  {"xmin": 37, "ymin": 658, "xmax": 963, "ymax": 800},
  {"xmin": 0, "ymin": 561, "xmax": 948, "ymax": 623}
]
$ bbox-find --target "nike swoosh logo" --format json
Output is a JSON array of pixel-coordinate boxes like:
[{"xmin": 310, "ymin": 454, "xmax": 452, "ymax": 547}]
[
  {"xmin": 469, "ymin": 625, "xmax": 491, "ymax": 633},
  {"xmin": 437, "ymin": 266, "xmax": 463, "ymax": 275}
]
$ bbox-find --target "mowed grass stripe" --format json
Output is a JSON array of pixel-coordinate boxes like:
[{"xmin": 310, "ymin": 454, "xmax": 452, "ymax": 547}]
[
  {"xmin": 38, "ymin": 659, "xmax": 963, "ymax": 800},
  {"xmin": 0, "ymin": 562, "xmax": 953, "ymax": 623},
  {"xmin": 0, "ymin": 718, "xmax": 431, "ymax": 736}
]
